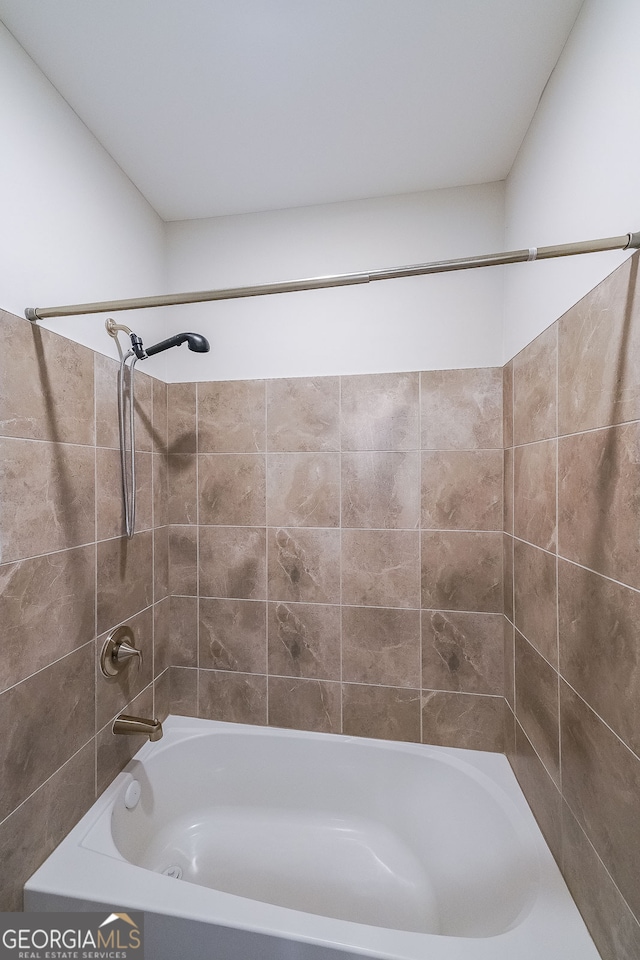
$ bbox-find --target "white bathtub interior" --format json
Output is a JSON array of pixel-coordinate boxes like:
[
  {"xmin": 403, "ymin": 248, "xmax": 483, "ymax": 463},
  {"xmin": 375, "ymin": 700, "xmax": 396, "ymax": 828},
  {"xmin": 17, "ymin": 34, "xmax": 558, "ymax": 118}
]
[{"xmin": 25, "ymin": 716, "xmax": 601, "ymax": 960}]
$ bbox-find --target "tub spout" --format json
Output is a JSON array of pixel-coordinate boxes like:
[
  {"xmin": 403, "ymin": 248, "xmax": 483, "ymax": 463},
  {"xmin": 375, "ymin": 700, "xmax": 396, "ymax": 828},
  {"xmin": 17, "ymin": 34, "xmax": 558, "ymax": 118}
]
[{"xmin": 113, "ymin": 714, "xmax": 163, "ymax": 741}]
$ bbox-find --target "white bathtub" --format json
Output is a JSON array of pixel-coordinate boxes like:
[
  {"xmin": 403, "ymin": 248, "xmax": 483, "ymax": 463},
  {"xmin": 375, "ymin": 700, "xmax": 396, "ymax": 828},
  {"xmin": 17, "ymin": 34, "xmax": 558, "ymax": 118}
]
[{"xmin": 25, "ymin": 716, "xmax": 599, "ymax": 960}]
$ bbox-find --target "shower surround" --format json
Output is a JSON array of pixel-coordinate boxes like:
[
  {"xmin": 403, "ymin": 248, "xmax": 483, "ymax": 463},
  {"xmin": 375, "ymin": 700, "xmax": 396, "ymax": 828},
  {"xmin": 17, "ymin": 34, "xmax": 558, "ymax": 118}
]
[
  {"xmin": 0, "ymin": 311, "xmax": 171, "ymax": 909},
  {"xmin": 504, "ymin": 252, "xmax": 640, "ymax": 960},
  {"xmin": 166, "ymin": 367, "xmax": 505, "ymax": 743},
  {"xmin": 0, "ymin": 253, "xmax": 639, "ymax": 958}
]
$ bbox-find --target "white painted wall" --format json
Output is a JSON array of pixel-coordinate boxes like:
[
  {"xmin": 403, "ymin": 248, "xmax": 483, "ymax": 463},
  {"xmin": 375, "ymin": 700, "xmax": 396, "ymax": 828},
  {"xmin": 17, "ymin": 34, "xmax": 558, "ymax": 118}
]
[
  {"xmin": 0, "ymin": 23, "xmax": 168, "ymax": 375},
  {"xmin": 8, "ymin": 0, "xmax": 637, "ymax": 381},
  {"xmin": 165, "ymin": 184, "xmax": 505, "ymax": 382},
  {"xmin": 504, "ymin": 0, "xmax": 640, "ymax": 363}
]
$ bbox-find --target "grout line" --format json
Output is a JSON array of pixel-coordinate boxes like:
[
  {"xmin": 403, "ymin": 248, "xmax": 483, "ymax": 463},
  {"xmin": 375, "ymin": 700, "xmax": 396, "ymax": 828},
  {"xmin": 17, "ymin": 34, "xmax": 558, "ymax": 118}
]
[
  {"xmin": 185, "ymin": 596, "xmax": 505, "ymax": 616},
  {"xmin": 511, "ymin": 532, "xmax": 640, "ymax": 598},
  {"xmin": 562, "ymin": 796, "xmax": 640, "ymax": 930},
  {"xmin": 0, "ymin": 733, "xmax": 96, "ymax": 831},
  {"xmin": 509, "ymin": 623, "xmax": 640, "ymax": 769},
  {"xmin": 514, "ymin": 624, "xmax": 558, "ymax": 675},
  {"xmin": 190, "ymin": 666, "xmax": 501, "ymax": 699},
  {"xmin": 555, "ymin": 322, "xmax": 562, "ymax": 800},
  {"xmin": 1, "ymin": 539, "xmax": 105, "ymax": 568},
  {"xmin": 0, "ymin": 434, "xmax": 97, "ymax": 450},
  {"xmin": 191, "ymin": 523, "xmax": 504, "ymax": 534},
  {"xmin": 511, "ymin": 414, "xmax": 640, "ymax": 446},
  {"xmin": 514, "ymin": 716, "xmax": 563, "ymax": 796},
  {"xmin": 559, "ymin": 674, "xmax": 640, "ymax": 766},
  {"xmin": 0, "ymin": 637, "xmax": 97, "ymax": 698}
]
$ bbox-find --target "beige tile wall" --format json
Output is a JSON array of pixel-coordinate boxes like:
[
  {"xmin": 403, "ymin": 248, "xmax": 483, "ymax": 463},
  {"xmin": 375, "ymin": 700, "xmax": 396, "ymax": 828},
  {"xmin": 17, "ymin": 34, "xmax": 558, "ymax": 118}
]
[
  {"xmin": 0, "ymin": 310, "xmax": 170, "ymax": 910},
  {"xmin": 167, "ymin": 367, "xmax": 505, "ymax": 749},
  {"xmin": 4, "ymin": 255, "xmax": 638, "ymax": 953},
  {"xmin": 504, "ymin": 252, "xmax": 640, "ymax": 960}
]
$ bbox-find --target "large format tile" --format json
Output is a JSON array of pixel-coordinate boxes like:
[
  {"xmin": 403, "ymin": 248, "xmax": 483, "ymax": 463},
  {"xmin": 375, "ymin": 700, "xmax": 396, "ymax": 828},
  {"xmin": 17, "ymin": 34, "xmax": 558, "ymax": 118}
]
[
  {"xmin": 342, "ymin": 529, "xmax": 420, "ymax": 608},
  {"xmin": 503, "ymin": 360, "xmax": 513, "ymax": 449},
  {"xmin": 421, "ymin": 450, "xmax": 502, "ymax": 530},
  {"xmin": 562, "ymin": 802, "xmax": 640, "ymax": 960},
  {"xmin": 168, "ymin": 525, "xmax": 198, "ymax": 596},
  {"xmin": 514, "ymin": 630, "xmax": 560, "ymax": 784},
  {"xmin": 198, "ymin": 380, "xmax": 265, "ymax": 453},
  {"xmin": 268, "ymin": 602, "xmax": 340, "ymax": 681},
  {"xmin": 559, "ymin": 559, "xmax": 640, "ymax": 755},
  {"xmin": 512, "ymin": 323, "xmax": 557, "ymax": 445},
  {"xmin": 268, "ymin": 677, "xmax": 340, "ymax": 733},
  {"xmin": 198, "ymin": 670, "xmax": 267, "ymax": 725},
  {"xmin": 558, "ymin": 423, "xmax": 640, "ymax": 589},
  {"xmin": 559, "ymin": 253, "xmax": 640, "ymax": 436},
  {"xmin": 503, "ymin": 448, "xmax": 513, "ymax": 534},
  {"xmin": 266, "ymin": 453, "xmax": 340, "ymax": 527},
  {"xmin": 167, "ymin": 454, "xmax": 197, "ymax": 524},
  {"xmin": 421, "ymin": 531, "xmax": 502, "ymax": 613},
  {"xmin": 94, "ymin": 352, "xmax": 121, "ymax": 449},
  {"xmin": 167, "ymin": 382, "xmax": 196, "ymax": 453},
  {"xmin": 503, "ymin": 532, "xmax": 514, "ymax": 622},
  {"xmin": 266, "ymin": 377, "xmax": 339, "ymax": 451},
  {"xmin": 0, "ymin": 438, "xmax": 95, "ymax": 562},
  {"xmin": 267, "ymin": 527, "xmax": 340, "ymax": 604},
  {"xmin": 508, "ymin": 721, "xmax": 562, "ymax": 861},
  {"xmin": 561, "ymin": 680, "xmax": 640, "ymax": 919},
  {"xmin": 169, "ymin": 595, "xmax": 198, "ymax": 667},
  {"xmin": 153, "ymin": 597, "xmax": 171, "ymax": 675},
  {"xmin": 133, "ymin": 369, "xmax": 154, "ymax": 453},
  {"xmin": 169, "ymin": 666, "xmax": 198, "ymax": 716},
  {"xmin": 504, "ymin": 618, "xmax": 515, "ymax": 709},
  {"xmin": 341, "ymin": 372, "xmax": 419, "ymax": 451},
  {"xmin": 152, "ymin": 377, "xmax": 168, "ymax": 455},
  {"xmin": 343, "ymin": 683, "xmax": 420, "ymax": 742},
  {"xmin": 199, "ymin": 453, "xmax": 266, "ymax": 525},
  {"xmin": 422, "ymin": 610, "xmax": 504, "ymax": 695},
  {"xmin": 0, "ymin": 544, "xmax": 95, "ymax": 693},
  {"xmin": 97, "ymin": 530, "xmax": 153, "ymax": 633},
  {"xmin": 153, "ymin": 451, "xmax": 168, "ymax": 527},
  {"xmin": 154, "ymin": 668, "xmax": 171, "ymax": 722},
  {"xmin": 96, "ymin": 447, "xmax": 152, "ymax": 538},
  {"xmin": 0, "ymin": 644, "xmax": 94, "ymax": 822},
  {"xmin": 513, "ymin": 439, "xmax": 557, "ymax": 551},
  {"xmin": 421, "ymin": 368, "xmax": 502, "ymax": 450},
  {"xmin": 154, "ymin": 525, "xmax": 169, "ymax": 601},
  {"xmin": 513, "ymin": 539, "xmax": 557, "ymax": 666},
  {"xmin": 0, "ymin": 742, "xmax": 95, "ymax": 911},
  {"xmin": 421, "ymin": 691, "xmax": 504, "ymax": 751},
  {"xmin": 342, "ymin": 606, "xmax": 420, "ymax": 687},
  {"xmin": 342, "ymin": 452, "xmax": 420, "ymax": 529},
  {"xmin": 199, "ymin": 526, "xmax": 266, "ymax": 599},
  {"xmin": 200, "ymin": 598, "xmax": 267, "ymax": 673},
  {"xmin": 0, "ymin": 312, "xmax": 94, "ymax": 445}
]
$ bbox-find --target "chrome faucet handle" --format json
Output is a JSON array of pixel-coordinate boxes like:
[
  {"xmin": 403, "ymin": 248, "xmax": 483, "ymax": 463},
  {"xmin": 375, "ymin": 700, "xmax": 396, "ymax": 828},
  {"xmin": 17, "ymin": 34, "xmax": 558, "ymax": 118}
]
[{"xmin": 100, "ymin": 625, "xmax": 143, "ymax": 677}]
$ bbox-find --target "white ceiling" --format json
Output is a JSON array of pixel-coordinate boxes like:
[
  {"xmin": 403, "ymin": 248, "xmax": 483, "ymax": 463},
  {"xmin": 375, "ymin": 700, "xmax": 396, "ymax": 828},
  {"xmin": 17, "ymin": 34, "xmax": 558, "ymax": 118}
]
[{"xmin": 0, "ymin": 0, "xmax": 584, "ymax": 222}]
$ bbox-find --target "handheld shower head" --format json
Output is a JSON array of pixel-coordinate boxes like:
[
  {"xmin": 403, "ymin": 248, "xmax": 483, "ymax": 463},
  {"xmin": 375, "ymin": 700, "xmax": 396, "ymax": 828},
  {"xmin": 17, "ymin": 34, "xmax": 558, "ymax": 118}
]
[{"xmin": 143, "ymin": 332, "xmax": 210, "ymax": 357}]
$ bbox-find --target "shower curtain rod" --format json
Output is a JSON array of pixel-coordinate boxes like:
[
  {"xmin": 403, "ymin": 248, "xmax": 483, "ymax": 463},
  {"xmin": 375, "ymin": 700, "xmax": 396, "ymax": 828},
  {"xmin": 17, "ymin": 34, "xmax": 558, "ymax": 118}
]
[{"xmin": 25, "ymin": 230, "xmax": 640, "ymax": 321}]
